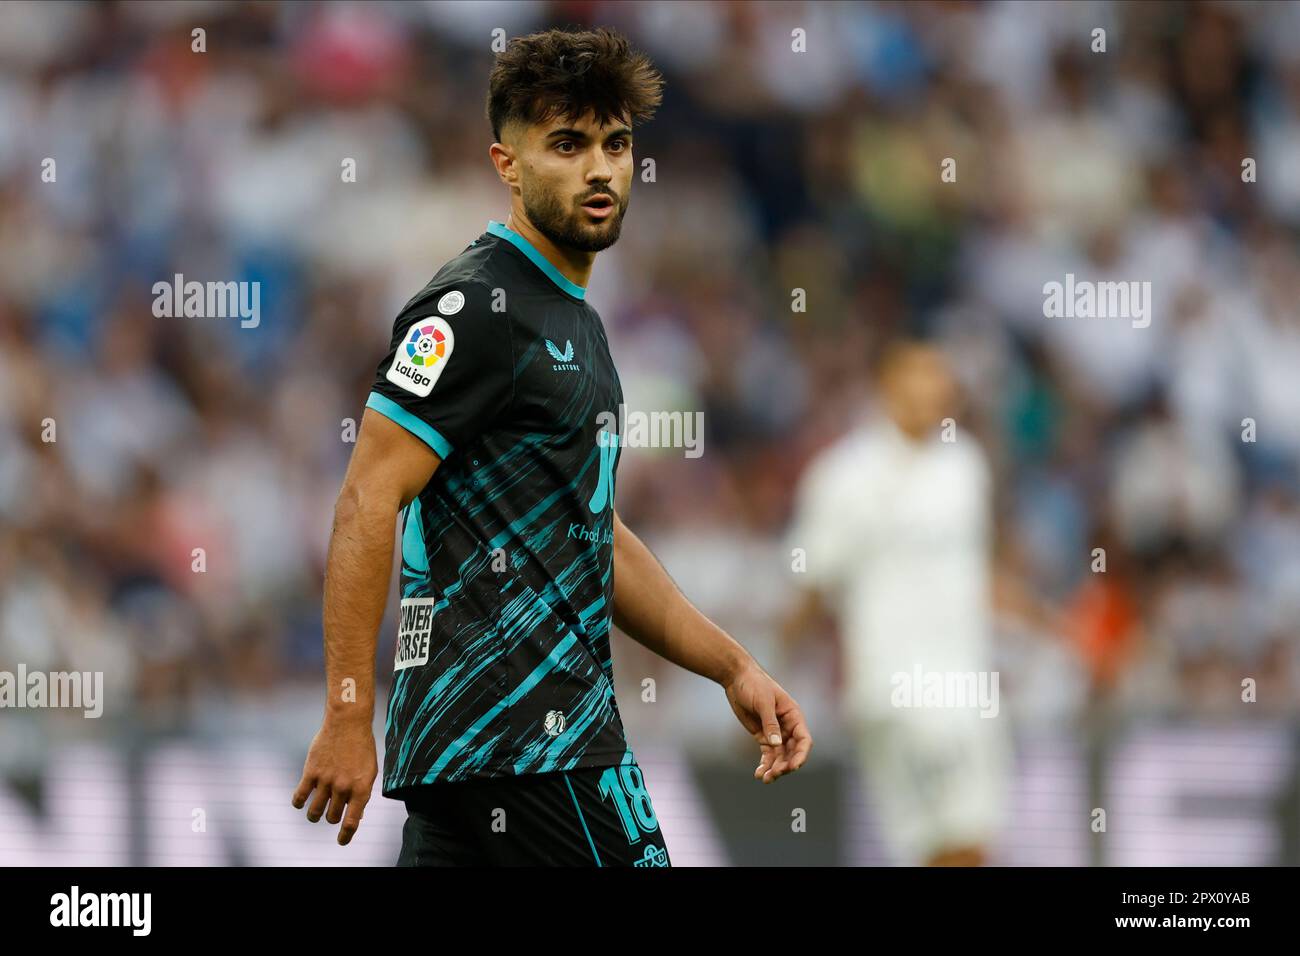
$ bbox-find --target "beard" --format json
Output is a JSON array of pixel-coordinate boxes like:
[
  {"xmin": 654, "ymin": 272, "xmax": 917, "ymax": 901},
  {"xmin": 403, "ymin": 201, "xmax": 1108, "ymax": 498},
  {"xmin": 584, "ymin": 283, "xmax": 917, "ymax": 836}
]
[{"xmin": 522, "ymin": 180, "xmax": 628, "ymax": 253}]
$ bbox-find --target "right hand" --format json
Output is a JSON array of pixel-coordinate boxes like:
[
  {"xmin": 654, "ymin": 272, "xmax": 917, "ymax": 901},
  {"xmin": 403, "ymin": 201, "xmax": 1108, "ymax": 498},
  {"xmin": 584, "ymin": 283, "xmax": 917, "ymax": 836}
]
[{"xmin": 292, "ymin": 716, "xmax": 379, "ymax": 846}]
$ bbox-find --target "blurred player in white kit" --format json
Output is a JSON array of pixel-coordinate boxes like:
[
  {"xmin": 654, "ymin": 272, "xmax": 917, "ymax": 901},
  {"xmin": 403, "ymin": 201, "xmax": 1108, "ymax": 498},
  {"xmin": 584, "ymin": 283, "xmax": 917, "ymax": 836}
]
[{"xmin": 786, "ymin": 341, "xmax": 1010, "ymax": 866}]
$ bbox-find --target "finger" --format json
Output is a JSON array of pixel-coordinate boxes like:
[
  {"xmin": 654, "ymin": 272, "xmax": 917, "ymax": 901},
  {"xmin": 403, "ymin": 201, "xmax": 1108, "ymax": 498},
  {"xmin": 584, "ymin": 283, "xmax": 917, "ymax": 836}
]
[
  {"xmin": 770, "ymin": 691, "xmax": 812, "ymax": 775},
  {"xmin": 307, "ymin": 781, "xmax": 332, "ymax": 823},
  {"xmin": 784, "ymin": 715, "xmax": 813, "ymax": 772},
  {"xmin": 763, "ymin": 746, "xmax": 791, "ymax": 783},
  {"xmin": 755, "ymin": 692, "xmax": 782, "ymax": 750},
  {"xmin": 763, "ymin": 738, "xmax": 807, "ymax": 782},
  {"xmin": 755, "ymin": 742, "xmax": 776, "ymax": 781},
  {"xmin": 775, "ymin": 705, "xmax": 812, "ymax": 771},
  {"xmin": 325, "ymin": 784, "xmax": 351, "ymax": 826},
  {"xmin": 768, "ymin": 718, "xmax": 809, "ymax": 781},
  {"xmin": 753, "ymin": 698, "xmax": 785, "ymax": 782},
  {"xmin": 338, "ymin": 790, "xmax": 370, "ymax": 846},
  {"xmin": 760, "ymin": 742, "xmax": 788, "ymax": 783},
  {"xmin": 292, "ymin": 771, "xmax": 318, "ymax": 810}
]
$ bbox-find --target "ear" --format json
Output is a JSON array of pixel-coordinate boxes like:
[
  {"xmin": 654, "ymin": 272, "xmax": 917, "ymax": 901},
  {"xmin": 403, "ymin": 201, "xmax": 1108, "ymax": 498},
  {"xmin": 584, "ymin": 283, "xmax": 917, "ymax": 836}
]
[{"xmin": 489, "ymin": 142, "xmax": 518, "ymax": 187}]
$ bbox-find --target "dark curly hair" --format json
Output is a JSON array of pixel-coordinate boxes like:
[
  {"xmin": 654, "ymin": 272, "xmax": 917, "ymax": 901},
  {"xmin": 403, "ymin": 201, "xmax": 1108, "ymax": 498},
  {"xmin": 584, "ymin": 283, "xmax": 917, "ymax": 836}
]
[{"xmin": 486, "ymin": 27, "xmax": 664, "ymax": 142}]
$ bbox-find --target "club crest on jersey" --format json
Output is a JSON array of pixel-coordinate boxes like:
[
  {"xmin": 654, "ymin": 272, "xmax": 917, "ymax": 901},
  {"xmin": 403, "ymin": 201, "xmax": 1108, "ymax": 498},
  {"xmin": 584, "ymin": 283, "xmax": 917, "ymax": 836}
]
[
  {"xmin": 436, "ymin": 290, "xmax": 465, "ymax": 315},
  {"xmin": 546, "ymin": 338, "xmax": 579, "ymax": 371},
  {"xmin": 544, "ymin": 710, "xmax": 566, "ymax": 736},
  {"xmin": 394, "ymin": 597, "xmax": 436, "ymax": 670},
  {"xmin": 387, "ymin": 317, "xmax": 455, "ymax": 397}
]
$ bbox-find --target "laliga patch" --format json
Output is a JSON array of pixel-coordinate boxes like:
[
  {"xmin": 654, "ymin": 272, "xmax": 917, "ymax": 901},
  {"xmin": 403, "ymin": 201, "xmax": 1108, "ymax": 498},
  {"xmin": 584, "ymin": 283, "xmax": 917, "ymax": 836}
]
[
  {"xmin": 386, "ymin": 315, "xmax": 455, "ymax": 397},
  {"xmin": 394, "ymin": 597, "xmax": 437, "ymax": 671},
  {"xmin": 437, "ymin": 290, "xmax": 465, "ymax": 315}
]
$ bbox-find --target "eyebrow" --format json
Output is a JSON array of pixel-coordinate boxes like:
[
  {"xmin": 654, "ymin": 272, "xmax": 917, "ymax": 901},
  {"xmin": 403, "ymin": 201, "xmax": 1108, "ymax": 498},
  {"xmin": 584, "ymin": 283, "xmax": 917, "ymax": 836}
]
[{"xmin": 545, "ymin": 126, "xmax": 633, "ymax": 142}]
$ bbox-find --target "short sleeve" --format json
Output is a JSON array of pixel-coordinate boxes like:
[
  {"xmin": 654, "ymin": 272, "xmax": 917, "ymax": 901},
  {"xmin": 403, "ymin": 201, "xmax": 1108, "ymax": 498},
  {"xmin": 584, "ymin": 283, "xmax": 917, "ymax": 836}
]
[
  {"xmin": 786, "ymin": 448, "xmax": 859, "ymax": 597},
  {"xmin": 366, "ymin": 282, "xmax": 514, "ymax": 458}
]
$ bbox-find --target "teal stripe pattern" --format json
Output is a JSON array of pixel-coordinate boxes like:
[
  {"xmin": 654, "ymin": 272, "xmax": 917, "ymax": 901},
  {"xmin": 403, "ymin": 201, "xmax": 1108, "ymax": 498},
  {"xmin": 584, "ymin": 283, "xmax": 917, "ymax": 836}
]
[
  {"xmin": 366, "ymin": 390, "xmax": 453, "ymax": 459},
  {"xmin": 378, "ymin": 218, "xmax": 631, "ymax": 791},
  {"xmin": 420, "ymin": 631, "xmax": 580, "ymax": 781}
]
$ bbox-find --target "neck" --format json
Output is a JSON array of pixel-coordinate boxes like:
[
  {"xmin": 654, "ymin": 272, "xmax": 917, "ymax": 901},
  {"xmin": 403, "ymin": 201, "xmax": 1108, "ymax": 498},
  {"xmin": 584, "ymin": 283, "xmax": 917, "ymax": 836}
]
[
  {"xmin": 505, "ymin": 211, "xmax": 596, "ymax": 289},
  {"xmin": 889, "ymin": 415, "xmax": 930, "ymax": 444}
]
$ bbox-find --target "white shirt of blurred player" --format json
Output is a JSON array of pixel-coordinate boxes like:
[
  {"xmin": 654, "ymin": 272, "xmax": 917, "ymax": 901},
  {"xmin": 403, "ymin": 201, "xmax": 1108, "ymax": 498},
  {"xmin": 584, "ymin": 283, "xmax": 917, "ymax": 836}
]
[{"xmin": 789, "ymin": 415, "xmax": 993, "ymax": 724}]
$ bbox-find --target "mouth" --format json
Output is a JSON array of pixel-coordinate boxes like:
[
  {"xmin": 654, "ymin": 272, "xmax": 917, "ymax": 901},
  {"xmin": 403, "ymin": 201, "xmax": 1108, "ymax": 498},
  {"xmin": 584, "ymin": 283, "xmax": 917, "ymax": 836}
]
[{"xmin": 581, "ymin": 194, "xmax": 615, "ymax": 220}]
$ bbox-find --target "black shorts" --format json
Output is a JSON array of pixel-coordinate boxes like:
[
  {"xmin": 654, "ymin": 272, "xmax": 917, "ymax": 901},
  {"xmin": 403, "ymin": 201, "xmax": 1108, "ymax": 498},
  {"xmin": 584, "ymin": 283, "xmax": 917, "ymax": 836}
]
[{"xmin": 394, "ymin": 761, "xmax": 671, "ymax": 867}]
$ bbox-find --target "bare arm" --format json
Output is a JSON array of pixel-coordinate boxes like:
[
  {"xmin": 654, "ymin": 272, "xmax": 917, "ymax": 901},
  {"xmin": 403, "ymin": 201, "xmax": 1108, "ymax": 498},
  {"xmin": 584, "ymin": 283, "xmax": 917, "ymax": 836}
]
[
  {"xmin": 611, "ymin": 510, "xmax": 748, "ymax": 685},
  {"xmin": 293, "ymin": 407, "xmax": 442, "ymax": 844},
  {"xmin": 320, "ymin": 409, "xmax": 438, "ymax": 724},
  {"xmin": 611, "ymin": 510, "xmax": 812, "ymax": 782}
]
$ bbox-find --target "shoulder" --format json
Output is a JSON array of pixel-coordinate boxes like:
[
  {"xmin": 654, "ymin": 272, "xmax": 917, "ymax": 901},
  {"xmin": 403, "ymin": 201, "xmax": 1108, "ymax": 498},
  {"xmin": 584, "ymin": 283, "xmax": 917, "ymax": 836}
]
[
  {"xmin": 943, "ymin": 431, "xmax": 990, "ymax": 475},
  {"xmin": 396, "ymin": 235, "xmax": 516, "ymax": 322},
  {"xmin": 823, "ymin": 425, "xmax": 880, "ymax": 471},
  {"xmin": 799, "ymin": 426, "xmax": 874, "ymax": 495}
]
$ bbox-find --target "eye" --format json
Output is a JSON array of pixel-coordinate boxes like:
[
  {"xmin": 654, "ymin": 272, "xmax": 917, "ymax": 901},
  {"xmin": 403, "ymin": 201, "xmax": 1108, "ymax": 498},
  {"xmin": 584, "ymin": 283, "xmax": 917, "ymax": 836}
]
[
  {"xmin": 608, "ymin": 139, "xmax": 629, "ymax": 152},
  {"xmin": 556, "ymin": 141, "xmax": 575, "ymax": 153}
]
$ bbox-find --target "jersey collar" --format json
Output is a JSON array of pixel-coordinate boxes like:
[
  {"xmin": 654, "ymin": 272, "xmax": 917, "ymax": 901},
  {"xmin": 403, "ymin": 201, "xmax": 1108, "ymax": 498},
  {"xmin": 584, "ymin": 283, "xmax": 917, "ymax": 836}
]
[{"xmin": 486, "ymin": 220, "xmax": 587, "ymax": 300}]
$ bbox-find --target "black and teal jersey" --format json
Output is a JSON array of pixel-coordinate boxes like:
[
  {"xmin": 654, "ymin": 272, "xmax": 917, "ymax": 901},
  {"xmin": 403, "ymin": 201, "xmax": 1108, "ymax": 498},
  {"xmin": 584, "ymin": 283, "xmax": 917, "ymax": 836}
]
[{"xmin": 367, "ymin": 220, "xmax": 630, "ymax": 792}]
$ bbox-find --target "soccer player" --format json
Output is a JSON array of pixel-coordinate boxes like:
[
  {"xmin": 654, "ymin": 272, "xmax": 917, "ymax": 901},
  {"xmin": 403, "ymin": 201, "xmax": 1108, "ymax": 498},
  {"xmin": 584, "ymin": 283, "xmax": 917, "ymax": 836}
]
[
  {"xmin": 786, "ymin": 341, "xmax": 1009, "ymax": 866},
  {"xmin": 291, "ymin": 27, "xmax": 812, "ymax": 866}
]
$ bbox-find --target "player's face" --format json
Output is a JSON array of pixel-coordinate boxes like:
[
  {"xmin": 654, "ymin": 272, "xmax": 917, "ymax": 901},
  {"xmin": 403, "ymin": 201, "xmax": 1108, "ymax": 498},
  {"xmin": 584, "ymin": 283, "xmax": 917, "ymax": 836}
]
[
  {"xmin": 882, "ymin": 348, "xmax": 957, "ymax": 439},
  {"xmin": 517, "ymin": 109, "xmax": 634, "ymax": 253}
]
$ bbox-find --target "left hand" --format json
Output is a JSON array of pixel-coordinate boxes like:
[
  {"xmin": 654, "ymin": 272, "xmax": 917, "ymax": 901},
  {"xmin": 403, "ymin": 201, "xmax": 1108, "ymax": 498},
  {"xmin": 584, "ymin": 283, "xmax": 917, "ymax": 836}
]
[{"xmin": 723, "ymin": 662, "xmax": 813, "ymax": 783}]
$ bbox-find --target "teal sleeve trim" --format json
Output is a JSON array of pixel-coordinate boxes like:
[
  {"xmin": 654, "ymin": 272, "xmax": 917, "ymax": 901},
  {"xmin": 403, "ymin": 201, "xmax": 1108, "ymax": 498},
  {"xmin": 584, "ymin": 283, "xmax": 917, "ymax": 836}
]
[
  {"xmin": 486, "ymin": 219, "xmax": 587, "ymax": 300},
  {"xmin": 365, "ymin": 391, "xmax": 453, "ymax": 459}
]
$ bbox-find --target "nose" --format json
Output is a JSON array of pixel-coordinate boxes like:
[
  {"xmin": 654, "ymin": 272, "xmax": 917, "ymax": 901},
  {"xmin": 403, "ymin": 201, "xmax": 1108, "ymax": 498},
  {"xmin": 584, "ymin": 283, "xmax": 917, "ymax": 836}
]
[{"xmin": 586, "ymin": 144, "xmax": 613, "ymax": 185}]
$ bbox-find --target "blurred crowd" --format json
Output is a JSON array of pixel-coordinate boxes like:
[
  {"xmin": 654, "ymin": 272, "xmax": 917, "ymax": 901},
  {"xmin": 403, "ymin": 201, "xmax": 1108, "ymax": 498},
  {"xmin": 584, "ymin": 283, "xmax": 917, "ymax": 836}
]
[{"xmin": 1, "ymin": 0, "xmax": 1298, "ymax": 779}]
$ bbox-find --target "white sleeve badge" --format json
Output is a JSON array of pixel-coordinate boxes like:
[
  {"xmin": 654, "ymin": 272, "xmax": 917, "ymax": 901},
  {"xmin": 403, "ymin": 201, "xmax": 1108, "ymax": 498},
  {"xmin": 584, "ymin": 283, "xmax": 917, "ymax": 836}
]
[{"xmin": 386, "ymin": 311, "xmax": 456, "ymax": 398}]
